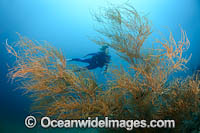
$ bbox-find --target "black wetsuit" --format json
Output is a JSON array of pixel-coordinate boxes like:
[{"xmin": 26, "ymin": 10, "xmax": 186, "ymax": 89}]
[{"xmin": 69, "ymin": 51, "xmax": 110, "ymax": 72}]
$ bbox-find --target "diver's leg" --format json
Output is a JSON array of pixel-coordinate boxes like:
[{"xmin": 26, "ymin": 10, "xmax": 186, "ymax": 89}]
[{"xmin": 68, "ymin": 58, "xmax": 92, "ymax": 63}]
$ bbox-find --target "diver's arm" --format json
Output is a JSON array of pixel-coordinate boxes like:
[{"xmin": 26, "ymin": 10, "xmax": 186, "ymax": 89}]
[
  {"xmin": 103, "ymin": 55, "xmax": 111, "ymax": 73},
  {"xmin": 103, "ymin": 63, "xmax": 109, "ymax": 73}
]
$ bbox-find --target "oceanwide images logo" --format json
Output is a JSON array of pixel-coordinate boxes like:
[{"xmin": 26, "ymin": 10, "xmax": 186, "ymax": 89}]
[{"xmin": 25, "ymin": 116, "xmax": 175, "ymax": 130}]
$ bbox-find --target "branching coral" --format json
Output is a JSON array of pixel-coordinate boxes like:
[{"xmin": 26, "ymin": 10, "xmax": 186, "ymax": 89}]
[
  {"xmin": 6, "ymin": 34, "xmax": 116, "ymax": 120},
  {"xmin": 6, "ymin": 3, "xmax": 200, "ymax": 133},
  {"xmin": 92, "ymin": 4, "xmax": 152, "ymax": 66},
  {"xmin": 91, "ymin": 3, "xmax": 199, "ymax": 132}
]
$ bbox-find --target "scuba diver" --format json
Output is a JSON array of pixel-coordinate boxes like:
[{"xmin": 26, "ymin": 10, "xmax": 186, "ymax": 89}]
[{"xmin": 68, "ymin": 45, "xmax": 111, "ymax": 73}]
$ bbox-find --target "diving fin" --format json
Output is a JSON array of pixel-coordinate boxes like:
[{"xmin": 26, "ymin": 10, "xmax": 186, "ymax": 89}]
[{"xmin": 66, "ymin": 58, "xmax": 72, "ymax": 61}]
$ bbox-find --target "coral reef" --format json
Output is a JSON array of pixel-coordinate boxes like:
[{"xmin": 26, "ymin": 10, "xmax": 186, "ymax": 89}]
[{"xmin": 6, "ymin": 3, "xmax": 200, "ymax": 133}]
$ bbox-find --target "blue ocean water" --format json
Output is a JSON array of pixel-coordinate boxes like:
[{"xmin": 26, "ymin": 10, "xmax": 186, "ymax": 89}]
[{"xmin": 0, "ymin": 0, "xmax": 200, "ymax": 132}]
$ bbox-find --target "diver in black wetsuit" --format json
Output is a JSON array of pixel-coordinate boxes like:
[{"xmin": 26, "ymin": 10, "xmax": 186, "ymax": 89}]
[{"xmin": 68, "ymin": 46, "xmax": 111, "ymax": 72}]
